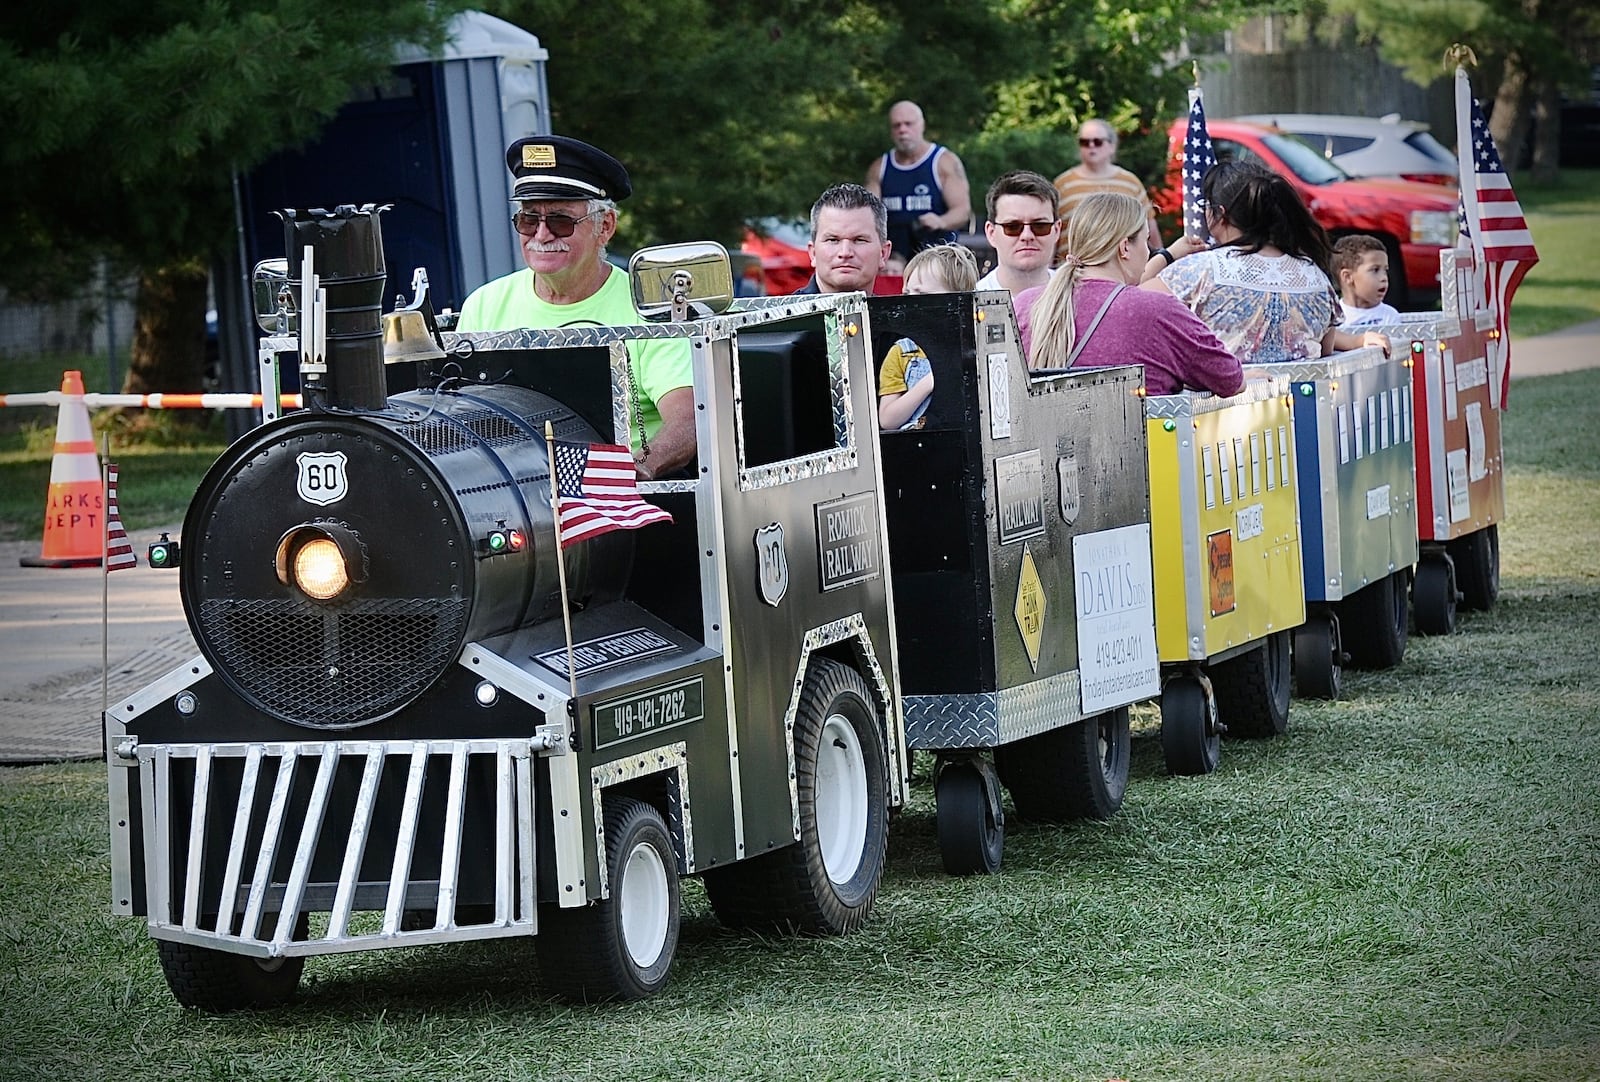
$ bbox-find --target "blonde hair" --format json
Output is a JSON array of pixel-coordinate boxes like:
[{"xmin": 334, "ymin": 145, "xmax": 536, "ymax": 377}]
[
  {"xmin": 903, "ymin": 243, "xmax": 979, "ymax": 293},
  {"xmin": 1029, "ymin": 192, "xmax": 1145, "ymax": 369}
]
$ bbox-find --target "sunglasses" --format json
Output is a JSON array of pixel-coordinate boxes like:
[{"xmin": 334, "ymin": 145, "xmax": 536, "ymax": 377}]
[
  {"xmin": 512, "ymin": 209, "xmax": 600, "ymax": 238},
  {"xmin": 995, "ymin": 220, "xmax": 1057, "ymax": 237},
  {"xmin": 1078, "ymin": 136, "xmax": 1108, "ymax": 148}
]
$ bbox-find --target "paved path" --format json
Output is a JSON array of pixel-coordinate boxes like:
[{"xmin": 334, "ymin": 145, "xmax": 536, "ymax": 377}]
[{"xmin": 3, "ymin": 319, "xmax": 1597, "ymax": 764}]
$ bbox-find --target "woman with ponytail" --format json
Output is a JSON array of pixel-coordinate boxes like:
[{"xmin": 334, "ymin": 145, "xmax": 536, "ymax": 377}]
[
  {"xmin": 1013, "ymin": 192, "xmax": 1243, "ymax": 396},
  {"xmin": 1145, "ymin": 159, "xmax": 1389, "ymax": 361}
]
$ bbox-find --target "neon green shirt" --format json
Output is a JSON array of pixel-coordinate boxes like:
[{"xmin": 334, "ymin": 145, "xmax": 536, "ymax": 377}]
[{"xmin": 456, "ymin": 265, "xmax": 691, "ymax": 450}]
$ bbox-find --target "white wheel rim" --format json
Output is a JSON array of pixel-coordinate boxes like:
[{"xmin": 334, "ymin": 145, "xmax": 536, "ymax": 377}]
[
  {"xmin": 619, "ymin": 839, "xmax": 670, "ymax": 969},
  {"xmin": 816, "ymin": 713, "xmax": 869, "ymax": 884}
]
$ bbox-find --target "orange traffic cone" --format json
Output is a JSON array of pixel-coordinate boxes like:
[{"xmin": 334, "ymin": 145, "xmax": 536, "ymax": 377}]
[{"xmin": 20, "ymin": 371, "xmax": 104, "ymax": 568}]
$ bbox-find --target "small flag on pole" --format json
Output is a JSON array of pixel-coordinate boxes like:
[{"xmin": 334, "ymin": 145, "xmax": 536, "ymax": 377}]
[
  {"xmin": 1455, "ymin": 71, "xmax": 1539, "ymax": 404},
  {"xmin": 105, "ymin": 463, "xmax": 138, "ymax": 571},
  {"xmin": 1182, "ymin": 88, "xmax": 1217, "ymax": 242},
  {"xmin": 552, "ymin": 442, "xmax": 672, "ymax": 549}
]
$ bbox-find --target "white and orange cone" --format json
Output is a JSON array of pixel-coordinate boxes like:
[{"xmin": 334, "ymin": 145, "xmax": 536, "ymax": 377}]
[{"xmin": 20, "ymin": 370, "xmax": 104, "ymax": 568}]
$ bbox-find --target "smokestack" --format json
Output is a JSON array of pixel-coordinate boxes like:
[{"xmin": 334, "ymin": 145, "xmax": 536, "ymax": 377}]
[{"xmin": 278, "ymin": 204, "xmax": 390, "ymax": 411}]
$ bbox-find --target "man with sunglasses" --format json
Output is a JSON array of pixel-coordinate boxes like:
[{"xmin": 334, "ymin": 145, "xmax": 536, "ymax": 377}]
[
  {"xmin": 975, "ymin": 171, "xmax": 1060, "ymax": 295},
  {"xmin": 1051, "ymin": 119, "xmax": 1161, "ymax": 266},
  {"xmin": 457, "ymin": 135, "xmax": 694, "ymax": 480}
]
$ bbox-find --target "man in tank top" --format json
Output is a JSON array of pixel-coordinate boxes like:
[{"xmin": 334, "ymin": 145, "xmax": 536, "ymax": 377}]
[{"xmin": 866, "ymin": 100, "xmax": 972, "ymax": 273}]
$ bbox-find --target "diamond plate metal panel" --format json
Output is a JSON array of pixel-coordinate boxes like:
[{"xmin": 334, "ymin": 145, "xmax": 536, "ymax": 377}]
[{"xmin": 904, "ymin": 668, "xmax": 1085, "ymax": 749}]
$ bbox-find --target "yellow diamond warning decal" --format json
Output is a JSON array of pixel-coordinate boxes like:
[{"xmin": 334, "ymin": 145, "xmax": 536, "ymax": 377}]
[{"xmin": 1014, "ymin": 542, "xmax": 1045, "ymax": 673}]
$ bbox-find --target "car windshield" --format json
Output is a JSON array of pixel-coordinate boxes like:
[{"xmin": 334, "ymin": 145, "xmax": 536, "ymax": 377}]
[
  {"xmin": 1404, "ymin": 131, "xmax": 1458, "ymax": 169},
  {"xmin": 1263, "ymin": 133, "xmax": 1350, "ymax": 185}
]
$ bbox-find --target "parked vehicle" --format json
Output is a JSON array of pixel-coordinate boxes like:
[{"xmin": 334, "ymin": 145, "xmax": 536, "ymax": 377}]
[
  {"xmin": 1156, "ymin": 118, "xmax": 1461, "ymax": 309},
  {"xmin": 1235, "ymin": 113, "xmax": 1457, "ymax": 186}
]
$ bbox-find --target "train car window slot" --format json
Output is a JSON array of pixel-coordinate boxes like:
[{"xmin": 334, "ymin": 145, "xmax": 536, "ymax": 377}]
[{"xmin": 732, "ymin": 326, "xmax": 838, "ymax": 468}]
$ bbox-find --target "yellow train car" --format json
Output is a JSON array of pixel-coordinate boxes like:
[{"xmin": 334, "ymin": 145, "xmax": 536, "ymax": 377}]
[{"xmin": 1145, "ymin": 378, "xmax": 1305, "ymax": 774}]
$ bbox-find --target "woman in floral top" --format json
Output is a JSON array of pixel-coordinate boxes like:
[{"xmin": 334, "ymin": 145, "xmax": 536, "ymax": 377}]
[{"xmin": 1142, "ymin": 160, "xmax": 1388, "ymax": 362}]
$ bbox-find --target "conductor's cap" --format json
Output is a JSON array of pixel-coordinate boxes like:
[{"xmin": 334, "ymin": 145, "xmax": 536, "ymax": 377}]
[{"xmin": 506, "ymin": 136, "xmax": 632, "ymax": 203}]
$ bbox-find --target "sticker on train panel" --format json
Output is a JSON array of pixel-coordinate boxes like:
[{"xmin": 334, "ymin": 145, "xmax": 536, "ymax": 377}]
[
  {"xmin": 995, "ymin": 450, "xmax": 1044, "ymax": 544},
  {"xmin": 1057, "ymin": 450, "xmax": 1080, "ymax": 525},
  {"xmin": 296, "ymin": 451, "xmax": 348, "ymax": 506},
  {"xmin": 1013, "ymin": 542, "xmax": 1045, "ymax": 673},
  {"xmin": 754, "ymin": 522, "xmax": 788, "ymax": 606},
  {"xmin": 593, "ymin": 676, "xmax": 705, "ymax": 751},
  {"xmin": 816, "ymin": 493, "xmax": 879, "ymax": 591},
  {"xmin": 1206, "ymin": 529, "xmax": 1236, "ymax": 617}
]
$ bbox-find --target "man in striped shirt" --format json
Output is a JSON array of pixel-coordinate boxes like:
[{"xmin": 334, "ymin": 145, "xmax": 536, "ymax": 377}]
[{"xmin": 1052, "ymin": 119, "xmax": 1161, "ymax": 265}]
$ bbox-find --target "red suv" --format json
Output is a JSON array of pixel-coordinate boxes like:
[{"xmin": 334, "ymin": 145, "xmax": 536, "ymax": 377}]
[{"xmin": 1156, "ymin": 118, "xmax": 1459, "ymax": 308}]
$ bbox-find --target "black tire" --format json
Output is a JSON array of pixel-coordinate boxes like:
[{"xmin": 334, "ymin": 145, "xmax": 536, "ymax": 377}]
[
  {"xmin": 1340, "ymin": 570, "xmax": 1409, "ymax": 669},
  {"xmin": 935, "ymin": 759, "xmax": 1004, "ymax": 876},
  {"xmin": 1413, "ymin": 554, "xmax": 1458, "ymax": 636},
  {"xmin": 536, "ymin": 797, "xmax": 681, "ymax": 1002},
  {"xmin": 1161, "ymin": 674, "xmax": 1220, "ymax": 776},
  {"xmin": 1451, "ymin": 525, "xmax": 1499, "ymax": 612},
  {"xmin": 1210, "ymin": 630, "xmax": 1292, "ymax": 738},
  {"xmin": 1293, "ymin": 610, "xmax": 1343, "ymax": 700},
  {"xmin": 701, "ymin": 659, "xmax": 888, "ymax": 935},
  {"xmin": 155, "ymin": 913, "xmax": 308, "ymax": 1012},
  {"xmin": 992, "ymin": 708, "xmax": 1130, "ymax": 822}
]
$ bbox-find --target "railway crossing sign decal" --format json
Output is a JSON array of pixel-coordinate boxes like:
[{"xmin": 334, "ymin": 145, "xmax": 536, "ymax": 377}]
[{"xmin": 1014, "ymin": 542, "xmax": 1045, "ymax": 673}]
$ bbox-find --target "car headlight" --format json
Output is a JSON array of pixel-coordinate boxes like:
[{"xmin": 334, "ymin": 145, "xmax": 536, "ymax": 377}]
[{"xmin": 1410, "ymin": 210, "xmax": 1456, "ymax": 247}]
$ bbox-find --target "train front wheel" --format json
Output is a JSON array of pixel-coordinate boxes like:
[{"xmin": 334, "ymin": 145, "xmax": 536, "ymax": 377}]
[
  {"xmin": 935, "ymin": 757, "xmax": 1004, "ymax": 876},
  {"xmin": 1160, "ymin": 674, "xmax": 1220, "ymax": 776}
]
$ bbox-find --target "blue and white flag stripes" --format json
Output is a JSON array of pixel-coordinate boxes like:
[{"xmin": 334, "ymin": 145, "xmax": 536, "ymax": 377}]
[{"xmin": 1182, "ymin": 87, "xmax": 1216, "ymax": 241}]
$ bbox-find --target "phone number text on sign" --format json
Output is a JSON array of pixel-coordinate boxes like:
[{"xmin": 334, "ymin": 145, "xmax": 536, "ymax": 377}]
[{"xmin": 593, "ymin": 676, "xmax": 705, "ymax": 750}]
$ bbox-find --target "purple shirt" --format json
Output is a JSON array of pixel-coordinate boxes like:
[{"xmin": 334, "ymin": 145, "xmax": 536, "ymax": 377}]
[{"xmin": 1013, "ymin": 278, "xmax": 1245, "ymax": 397}]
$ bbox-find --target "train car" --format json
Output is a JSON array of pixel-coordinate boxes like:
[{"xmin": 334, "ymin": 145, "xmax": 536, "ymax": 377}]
[
  {"xmin": 866, "ymin": 292, "xmax": 1159, "ymax": 875},
  {"xmin": 105, "ymin": 207, "xmax": 907, "ymax": 1010},
  {"xmin": 1249, "ymin": 346, "xmax": 1419, "ymax": 697},
  {"xmin": 1145, "ymin": 379, "xmax": 1306, "ymax": 775},
  {"xmin": 1353, "ymin": 247, "xmax": 1507, "ymax": 634}
]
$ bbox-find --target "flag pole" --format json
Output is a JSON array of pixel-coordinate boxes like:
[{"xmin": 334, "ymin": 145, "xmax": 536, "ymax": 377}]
[
  {"xmin": 100, "ymin": 434, "xmax": 110, "ymax": 717},
  {"xmin": 544, "ymin": 422, "xmax": 580, "ymax": 707}
]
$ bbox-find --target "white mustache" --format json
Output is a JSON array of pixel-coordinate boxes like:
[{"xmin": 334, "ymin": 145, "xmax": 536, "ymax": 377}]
[{"xmin": 524, "ymin": 239, "xmax": 570, "ymax": 254}]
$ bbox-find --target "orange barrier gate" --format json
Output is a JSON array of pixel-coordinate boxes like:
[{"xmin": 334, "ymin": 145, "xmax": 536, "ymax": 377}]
[{"xmin": 9, "ymin": 371, "xmax": 300, "ymax": 569}]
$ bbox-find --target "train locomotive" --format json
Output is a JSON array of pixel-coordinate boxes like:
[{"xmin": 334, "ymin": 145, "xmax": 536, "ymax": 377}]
[{"xmin": 106, "ymin": 206, "xmax": 907, "ymax": 1009}]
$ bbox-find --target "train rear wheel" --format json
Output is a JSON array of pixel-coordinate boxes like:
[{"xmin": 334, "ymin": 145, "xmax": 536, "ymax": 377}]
[
  {"xmin": 1160, "ymin": 674, "xmax": 1220, "ymax": 776},
  {"xmin": 1210, "ymin": 631, "xmax": 1292, "ymax": 738},
  {"xmin": 1451, "ymin": 525, "xmax": 1500, "ymax": 612},
  {"xmin": 1341, "ymin": 570, "xmax": 1409, "ymax": 669},
  {"xmin": 935, "ymin": 758, "xmax": 1004, "ymax": 876}
]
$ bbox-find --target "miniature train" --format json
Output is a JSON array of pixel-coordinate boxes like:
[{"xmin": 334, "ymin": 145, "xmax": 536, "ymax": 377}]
[{"xmin": 106, "ymin": 205, "xmax": 1506, "ymax": 1010}]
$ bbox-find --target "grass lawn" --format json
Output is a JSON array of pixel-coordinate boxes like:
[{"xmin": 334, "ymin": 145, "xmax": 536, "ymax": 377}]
[
  {"xmin": 1, "ymin": 370, "xmax": 1597, "ymax": 1077},
  {"xmin": 1511, "ymin": 168, "xmax": 1600, "ymax": 337}
]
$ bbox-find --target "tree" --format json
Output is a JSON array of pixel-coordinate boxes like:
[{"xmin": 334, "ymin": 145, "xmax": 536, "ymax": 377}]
[
  {"xmin": 1324, "ymin": 0, "xmax": 1599, "ymax": 179},
  {"xmin": 0, "ymin": 1, "xmax": 471, "ymax": 395}
]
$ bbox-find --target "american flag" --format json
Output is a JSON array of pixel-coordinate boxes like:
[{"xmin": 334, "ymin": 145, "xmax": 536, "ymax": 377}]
[
  {"xmin": 551, "ymin": 442, "xmax": 672, "ymax": 548},
  {"xmin": 1182, "ymin": 88, "xmax": 1216, "ymax": 241},
  {"xmin": 104, "ymin": 463, "xmax": 137, "ymax": 571},
  {"xmin": 1455, "ymin": 70, "xmax": 1539, "ymax": 403}
]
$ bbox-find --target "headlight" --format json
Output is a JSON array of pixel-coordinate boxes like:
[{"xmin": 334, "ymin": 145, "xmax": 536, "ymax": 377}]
[
  {"xmin": 275, "ymin": 523, "xmax": 367, "ymax": 601},
  {"xmin": 1410, "ymin": 210, "xmax": 1456, "ymax": 247}
]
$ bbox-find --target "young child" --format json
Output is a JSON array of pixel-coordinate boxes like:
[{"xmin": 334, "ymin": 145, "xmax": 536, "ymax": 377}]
[
  {"xmin": 1332, "ymin": 234, "xmax": 1401, "ymax": 326},
  {"xmin": 878, "ymin": 245, "xmax": 979, "ymax": 431}
]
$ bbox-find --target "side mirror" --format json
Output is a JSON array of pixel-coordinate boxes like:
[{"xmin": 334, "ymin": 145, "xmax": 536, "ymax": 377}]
[
  {"xmin": 251, "ymin": 258, "xmax": 293, "ymax": 334},
  {"xmin": 629, "ymin": 242, "xmax": 734, "ymax": 322}
]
